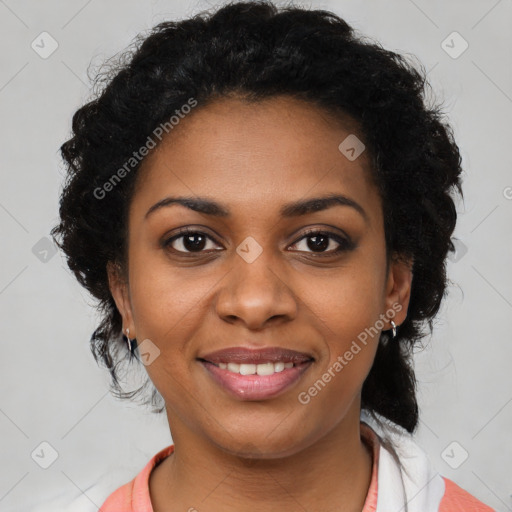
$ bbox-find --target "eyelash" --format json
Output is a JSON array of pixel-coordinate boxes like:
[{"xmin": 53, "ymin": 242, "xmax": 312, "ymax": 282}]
[{"xmin": 162, "ymin": 227, "xmax": 354, "ymax": 257}]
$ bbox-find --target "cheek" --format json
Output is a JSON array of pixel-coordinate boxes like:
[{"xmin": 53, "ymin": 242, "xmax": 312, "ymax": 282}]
[
  {"xmin": 127, "ymin": 260, "xmax": 204, "ymax": 404},
  {"xmin": 303, "ymin": 259, "xmax": 386, "ymax": 396},
  {"xmin": 128, "ymin": 245, "xmax": 210, "ymax": 339},
  {"xmin": 310, "ymin": 258, "xmax": 387, "ymax": 336},
  {"xmin": 296, "ymin": 290, "xmax": 380, "ymax": 428}
]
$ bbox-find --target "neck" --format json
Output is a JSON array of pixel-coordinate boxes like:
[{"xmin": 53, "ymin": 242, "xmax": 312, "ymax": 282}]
[{"xmin": 149, "ymin": 406, "xmax": 374, "ymax": 512}]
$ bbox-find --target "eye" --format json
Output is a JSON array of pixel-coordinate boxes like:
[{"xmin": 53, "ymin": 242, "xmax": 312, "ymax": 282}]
[
  {"xmin": 162, "ymin": 227, "xmax": 354, "ymax": 257},
  {"xmin": 163, "ymin": 228, "xmax": 222, "ymax": 254},
  {"xmin": 289, "ymin": 229, "xmax": 354, "ymax": 256}
]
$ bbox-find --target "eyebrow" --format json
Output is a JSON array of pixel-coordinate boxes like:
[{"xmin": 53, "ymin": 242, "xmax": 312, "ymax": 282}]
[{"xmin": 145, "ymin": 193, "xmax": 369, "ymax": 223}]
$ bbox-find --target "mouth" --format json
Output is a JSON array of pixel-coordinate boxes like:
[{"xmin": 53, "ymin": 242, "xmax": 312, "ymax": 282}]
[
  {"xmin": 197, "ymin": 346, "xmax": 314, "ymax": 400},
  {"xmin": 204, "ymin": 360, "xmax": 300, "ymax": 375}
]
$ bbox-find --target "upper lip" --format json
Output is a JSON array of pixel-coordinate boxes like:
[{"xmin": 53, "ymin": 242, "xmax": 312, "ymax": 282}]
[{"xmin": 198, "ymin": 347, "xmax": 314, "ymax": 365}]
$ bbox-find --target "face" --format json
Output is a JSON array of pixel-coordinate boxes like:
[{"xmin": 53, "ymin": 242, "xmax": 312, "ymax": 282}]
[{"xmin": 109, "ymin": 95, "xmax": 412, "ymax": 459}]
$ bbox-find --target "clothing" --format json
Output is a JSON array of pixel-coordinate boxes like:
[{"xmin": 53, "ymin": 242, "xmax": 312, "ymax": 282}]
[{"xmin": 99, "ymin": 412, "xmax": 495, "ymax": 511}]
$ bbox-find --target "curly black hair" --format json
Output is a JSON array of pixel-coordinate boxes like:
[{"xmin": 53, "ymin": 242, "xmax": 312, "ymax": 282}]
[{"xmin": 51, "ymin": 0, "xmax": 463, "ymax": 434}]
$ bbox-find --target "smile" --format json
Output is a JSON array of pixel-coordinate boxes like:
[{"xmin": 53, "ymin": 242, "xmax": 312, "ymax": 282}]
[
  {"xmin": 198, "ymin": 359, "xmax": 313, "ymax": 400},
  {"xmin": 216, "ymin": 361, "xmax": 294, "ymax": 375}
]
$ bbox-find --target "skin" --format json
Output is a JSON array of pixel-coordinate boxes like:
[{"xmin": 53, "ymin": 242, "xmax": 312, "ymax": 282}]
[{"xmin": 108, "ymin": 95, "xmax": 413, "ymax": 512}]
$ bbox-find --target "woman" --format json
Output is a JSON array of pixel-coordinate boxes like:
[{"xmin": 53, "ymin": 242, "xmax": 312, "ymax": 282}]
[{"xmin": 51, "ymin": 1, "xmax": 495, "ymax": 510}]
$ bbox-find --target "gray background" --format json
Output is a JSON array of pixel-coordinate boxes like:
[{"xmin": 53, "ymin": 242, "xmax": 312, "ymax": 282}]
[{"xmin": 0, "ymin": 0, "xmax": 511, "ymax": 510}]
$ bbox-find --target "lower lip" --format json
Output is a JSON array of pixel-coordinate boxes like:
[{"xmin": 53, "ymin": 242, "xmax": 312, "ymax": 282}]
[{"xmin": 199, "ymin": 360, "xmax": 313, "ymax": 400}]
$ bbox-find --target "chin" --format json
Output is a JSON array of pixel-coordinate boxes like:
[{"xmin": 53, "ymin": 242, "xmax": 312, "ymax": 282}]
[{"xmin": 209, "ymin": 427, "xmax": 315, "ymax": 461}]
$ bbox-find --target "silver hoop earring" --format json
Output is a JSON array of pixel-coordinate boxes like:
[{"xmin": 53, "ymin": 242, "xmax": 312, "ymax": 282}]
[
  {"xmin": 390, "ymin": 320, "xmax": 397, "ymax": 339},
  {"xmin": 125, "ymin": 328, "xmax": 132, "ymax": 353}
]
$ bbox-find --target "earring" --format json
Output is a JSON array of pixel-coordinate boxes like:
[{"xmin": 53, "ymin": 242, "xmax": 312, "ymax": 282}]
[
  {"xmin": 125, "ymin": 328, "xmax": 132, "ymax": 353},
  {"xmin": 390, "ymin": 320, "xmax": 397, "ymax": 339}
]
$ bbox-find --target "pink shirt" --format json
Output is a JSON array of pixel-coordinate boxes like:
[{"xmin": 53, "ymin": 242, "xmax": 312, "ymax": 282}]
[{"xmin": 99, "ymin": 422, "xmax": 493, "ymax": 511}]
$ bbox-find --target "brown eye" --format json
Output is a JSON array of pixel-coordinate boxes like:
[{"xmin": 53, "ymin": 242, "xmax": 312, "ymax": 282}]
[
  {"xmin": 289, "ymin": 230, "xmax": 354, "ymax": 256},
  {"xmin": 163, "ymin": 229, "xmax": 222, "ymax": 254}
]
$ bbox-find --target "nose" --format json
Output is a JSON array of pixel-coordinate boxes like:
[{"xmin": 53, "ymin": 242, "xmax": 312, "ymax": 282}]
[{"xmin": 214, "ymin": 248, "xmax": 298, "ymax": 330}]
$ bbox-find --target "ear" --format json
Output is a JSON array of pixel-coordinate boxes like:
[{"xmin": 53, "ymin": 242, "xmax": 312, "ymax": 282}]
[
  {"xmin": 383, "ymin": 253, "xmax": 413, "ymax": 328},
  {"xmin": 107, "ymin": 261, "xmax": 136, "ymax": 337}
]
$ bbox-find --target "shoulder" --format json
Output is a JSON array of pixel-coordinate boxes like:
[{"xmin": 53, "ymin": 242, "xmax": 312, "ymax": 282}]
[
  {"xmin": 439, "ymin": 477, "xmax": 495, "ymax": 511},
  {"xmin": 99, "ymin": 480, "xmax": 134, "ymax": 511},
  {"xmin": 360, "ymin": 411, "xmax": 495, "ymax": 512},
  {"xmin": 99, "ymin": 444, "xmax": 175, "ymax": 512}
]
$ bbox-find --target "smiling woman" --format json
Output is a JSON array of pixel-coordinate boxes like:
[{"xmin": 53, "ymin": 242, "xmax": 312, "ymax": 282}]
[{"xmin": 50, "ymin": 1, "xmax": 494, "ymax": 511}]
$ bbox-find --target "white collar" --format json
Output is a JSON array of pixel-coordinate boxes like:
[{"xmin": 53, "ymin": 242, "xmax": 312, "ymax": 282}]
[{"xmin": 361, "ymin": 410, "xmax": 446, "ymax": 512}]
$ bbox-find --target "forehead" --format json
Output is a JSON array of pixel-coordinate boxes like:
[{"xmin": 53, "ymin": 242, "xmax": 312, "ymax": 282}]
[{"xmin": 131, "ymin": 95, "xmax": 380, "ymax": 224}]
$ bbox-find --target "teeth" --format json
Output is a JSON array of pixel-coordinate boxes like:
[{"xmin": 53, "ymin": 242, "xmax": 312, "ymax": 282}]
[{"xmin": 217, "ymin": 361, "xmax": 295, "ymax": 375}]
